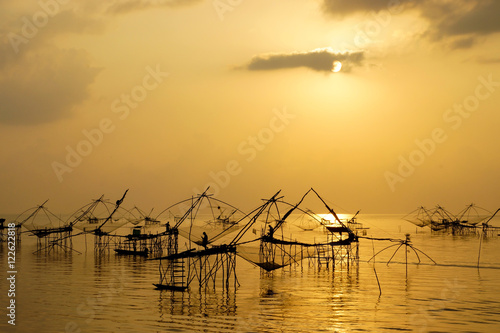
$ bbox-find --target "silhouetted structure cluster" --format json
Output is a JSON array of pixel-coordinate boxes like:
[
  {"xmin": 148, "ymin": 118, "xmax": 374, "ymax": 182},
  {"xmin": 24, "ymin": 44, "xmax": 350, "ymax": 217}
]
[
  {"xmin": 404, "ymin": 204, "xmax": 500, "ymax": 236},
  {"xmin": 10, "ymin": 188, "xmax": 486, "ymax": 292}
]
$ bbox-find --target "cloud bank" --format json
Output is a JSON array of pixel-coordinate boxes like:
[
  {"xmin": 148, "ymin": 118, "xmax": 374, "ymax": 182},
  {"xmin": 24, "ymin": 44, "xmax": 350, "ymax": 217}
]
[
  {"xmin": 0, "ymin": 0, "xmax": 205, "ymax": 126},
  {"xmin": 321, "ymin": 0, "xmax": 500, "ymax": 49},
  {"xmin": 243, "ymin": 48, "xmax": 364, "ymax": 73},
  {"xmin": 322, "ymin": 0, "xmax": 416, "ymax": 17},
  {"xmin": 105, "ymin": 0, "xmax": 202, "ymax": 14},
  {"xmin": 0, "ymin": 47, "xmax": 100, "ymax": 125},
  {"xmin": 436, "ymin": 1, "xmax": 500, "ymax": 36},
  {"xmin": 0, "ymin": 3, "xmax": 105, "ymax": 126}
]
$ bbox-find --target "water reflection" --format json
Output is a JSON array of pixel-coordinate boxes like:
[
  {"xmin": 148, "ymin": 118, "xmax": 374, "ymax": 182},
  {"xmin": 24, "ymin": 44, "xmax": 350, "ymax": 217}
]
[
  {"xmin": 233, "ymin": 266, "xmax": 360, "ymax": 332},
  {"xmin": 153, "ymin": 266, "xmax": 364, "ymax": 333},
  {"xmin": 2, "ymin": 215, "xmax": 500, "ymax": 333},
  {"xmin": 158, "ymin": 289, "xmax": 238, "ymax": 332}
]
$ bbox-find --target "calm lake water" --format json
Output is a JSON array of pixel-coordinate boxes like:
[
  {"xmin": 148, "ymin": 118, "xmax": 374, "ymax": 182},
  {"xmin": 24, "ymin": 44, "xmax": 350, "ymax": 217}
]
[{"xmin": 1, "ymin": 214, "xmax": 500, "ymax": 332}]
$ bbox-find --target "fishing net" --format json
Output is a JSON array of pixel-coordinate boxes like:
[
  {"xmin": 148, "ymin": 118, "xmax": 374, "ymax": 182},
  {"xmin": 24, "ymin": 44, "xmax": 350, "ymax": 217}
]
[
  {"xmin": 177, "ymin": 222, "xmax": 243, "ymax": 246},
  {"xmin": 155, "ymin": 192, "xmax": 246, "ymax": 246},
  {"xmin": 236, "ymin": 240, "xmax": 318, "ymax": 271},
  {"xmin": 404, "ymin": 204, "xmax": 494, "ymax": 231},
  {"xmin": 126, "ymin": 206, "xmax": 161, "ymax": 226},
  {"xmin": 234, "ymin": 189, "xmax": 357, "ymax": 271},
  {"xmin": 402, "ymin": 207, "xmax": 434, "ymax": 228},
  {"xmin": 456, "ymin": 204, "xmax": 491, "ymax": 225},
  {"xmin": 15, "ymin": 203, "xmax": 69, "ymax": 237},
  {"xmin": 288, "ymin": 209, "xmax": 323, "ymax": 231},
  {"xmin": 69, "ymin": 197, "xmax": 135, "ymax": 234}
]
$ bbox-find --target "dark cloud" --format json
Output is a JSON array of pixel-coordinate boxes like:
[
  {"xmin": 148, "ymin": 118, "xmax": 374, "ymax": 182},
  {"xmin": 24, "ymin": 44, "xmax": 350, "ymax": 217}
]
[
  {"xmin": 321, "ymin": 0, "xmax": 416, "ymax": 17},
  {"xmin": 0, "ymin": 5, "xmax": 105, "ymax": 68},
  {"xmin": 449, "ymin": 36, "xmax": 477, "ymax": 50},
  {"xmin": 475, "ymin": 56, "xmax": 500, "ymax": 64},
  {"xmin": 423, "ymin": 1, "xmax": 500, "ymax": 49},
  {"xmin": 0, "ymin": 47, "xmax": 100, "ymax": 125},
  {"xmin": 243, "ymin": 48, "xmax": 364, "ymax": 73},
  {"xmin": 44, "ymin": 10, "xmax": 106, "ymax": 35},
  {"xmin": 105, "ymin": 0, "xmax": 202, "ymax": 14},
  {"xmin": 0, "ymin": 0, "xmax": 200, "ymax": 126},
  {"xmin": 0, "ymin": 2, "xmax": 106, "ymax": 126},
  {"xmin": 437, "ymin": 1, "xmax": 500, "ymax": 36},
  {"xmin": 321, "ymin": 0, "xmax": 500, "ymax": 50}
]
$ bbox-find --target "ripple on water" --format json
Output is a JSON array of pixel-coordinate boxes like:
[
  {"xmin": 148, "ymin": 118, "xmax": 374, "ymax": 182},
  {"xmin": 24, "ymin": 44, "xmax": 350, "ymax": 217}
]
[{"xmin": 2, "ymin": 216, "xmax": 500, "ymax": 332}]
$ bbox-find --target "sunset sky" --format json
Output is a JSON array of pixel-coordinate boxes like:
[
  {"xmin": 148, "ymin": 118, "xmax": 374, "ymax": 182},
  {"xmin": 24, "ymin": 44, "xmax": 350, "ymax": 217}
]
[{"xmin": 1, "ymin": 0, "xmax": 500, "ymax": 215}]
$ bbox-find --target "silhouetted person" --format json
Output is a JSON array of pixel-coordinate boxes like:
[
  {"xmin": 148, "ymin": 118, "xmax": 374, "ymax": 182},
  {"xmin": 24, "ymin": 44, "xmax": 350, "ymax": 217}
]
[
  {"xmin": 201, "ymin": 232, "xmax": 208, "ymax": 249},
  {"xmin": 268, "ymin": 225, "xmax": 274, "ymax": 238},
  {"xmin": 165, "ymin": 221, "xmax": 170, "ymax": 232}
]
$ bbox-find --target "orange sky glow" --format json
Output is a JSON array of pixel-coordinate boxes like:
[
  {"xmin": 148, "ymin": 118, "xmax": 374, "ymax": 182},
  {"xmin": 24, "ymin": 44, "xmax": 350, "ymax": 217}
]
[{"xmin": 1, "ymin": 0, "xmax": 500, "ymax": 215}]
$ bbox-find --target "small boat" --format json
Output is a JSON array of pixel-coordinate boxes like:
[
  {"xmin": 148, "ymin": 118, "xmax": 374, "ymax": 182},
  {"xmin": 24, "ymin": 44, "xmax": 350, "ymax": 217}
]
[
  {"xmin": 153, "ymin": 283, "xmax": 187, "ymax": 291},
  {"xmin": 114, "ymin": 248, "xmax": 148, "ymax": 256},
  {"xmin": 325, "ymin": 225, "xmax": 350, "ymax": 233}
]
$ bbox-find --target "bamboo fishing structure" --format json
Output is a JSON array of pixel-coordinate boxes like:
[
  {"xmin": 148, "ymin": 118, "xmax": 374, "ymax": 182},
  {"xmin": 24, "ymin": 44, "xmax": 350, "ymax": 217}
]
[
  {"xmin": 113, "ymin": 226, "xmax": 179, "ymax": 258},
  {"xmin": 151, "ymin": 187, "xmax": 246, "ymax": 291},
  {"xmin": 14, "ymin": 187, "xmax": 494, "ymax": 294},
  {"xmin": 404, "ymin": 205, "xmax": 500, "ymax": 237},
  {"xmin": 238, "ymin": 188, "xmax": 360, "ymax": 274},
  {"xmin": 0, "ymin": 218, "xmax": 22, "ymax": 243},
  {"xmin": 12, "ymin": 200, "xmax": 79, "ymax": 254}
]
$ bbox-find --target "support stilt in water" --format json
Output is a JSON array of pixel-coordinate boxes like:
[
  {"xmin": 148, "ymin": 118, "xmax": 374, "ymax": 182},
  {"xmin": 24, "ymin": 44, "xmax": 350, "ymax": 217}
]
[
  {"xmin": 152, "ymin": 245, "xmax": 238, "ymax": 291},
  {"xmin": 477, "ymin": 226, "xmax": 484, "ymax": 268}
]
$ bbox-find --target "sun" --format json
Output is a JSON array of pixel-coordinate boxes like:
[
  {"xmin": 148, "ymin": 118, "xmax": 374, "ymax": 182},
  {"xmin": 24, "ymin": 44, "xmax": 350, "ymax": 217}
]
[{"xmin": 332, "ymin": 60, "xmax": 342, "ymax": 73}]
